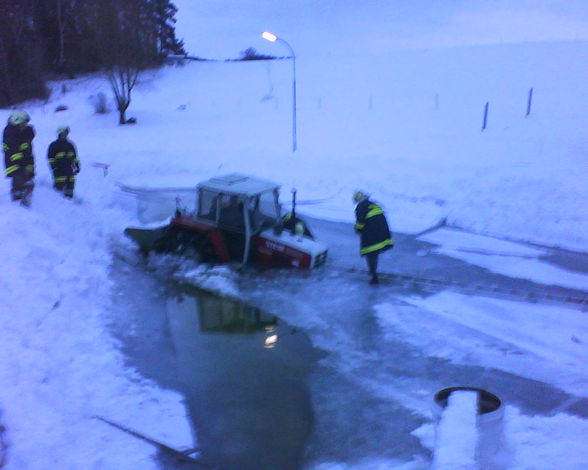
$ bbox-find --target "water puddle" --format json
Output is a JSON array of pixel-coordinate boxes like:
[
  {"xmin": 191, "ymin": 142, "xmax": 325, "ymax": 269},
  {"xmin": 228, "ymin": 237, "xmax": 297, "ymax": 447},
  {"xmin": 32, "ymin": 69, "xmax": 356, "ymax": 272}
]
[{"xmin": 165, "ymin": 287, "xmax": 319, "ymax": 470}]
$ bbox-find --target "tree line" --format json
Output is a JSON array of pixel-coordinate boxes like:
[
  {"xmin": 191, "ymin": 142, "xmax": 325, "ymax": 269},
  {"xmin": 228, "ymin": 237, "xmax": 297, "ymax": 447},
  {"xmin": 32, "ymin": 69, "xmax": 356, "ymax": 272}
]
[{"xmin": 0, "ymin": 0, "xmax": 185, "ymax": 110}]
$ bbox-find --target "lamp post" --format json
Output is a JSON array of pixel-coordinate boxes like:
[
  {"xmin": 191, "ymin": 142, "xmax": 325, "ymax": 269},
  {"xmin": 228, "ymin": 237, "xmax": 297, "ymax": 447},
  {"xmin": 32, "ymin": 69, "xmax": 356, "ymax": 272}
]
[{"xmin": 262, "ymin": 31, "xmax": 297, "ymax": 152}]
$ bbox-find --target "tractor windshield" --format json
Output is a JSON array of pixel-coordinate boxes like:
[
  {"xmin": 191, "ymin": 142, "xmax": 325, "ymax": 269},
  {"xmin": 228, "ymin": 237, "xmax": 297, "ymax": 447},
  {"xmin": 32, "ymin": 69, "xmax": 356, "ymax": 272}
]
[{"xmin": 248, "ymin": 190, "xmax": 279, "ymax": 232}]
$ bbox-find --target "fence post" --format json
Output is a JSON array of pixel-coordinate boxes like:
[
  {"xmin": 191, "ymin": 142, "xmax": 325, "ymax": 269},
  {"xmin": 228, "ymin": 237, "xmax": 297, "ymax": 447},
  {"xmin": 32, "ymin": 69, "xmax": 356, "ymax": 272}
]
[
  {"xmin": 525, "ymin": 87, "xmax": 533, "ymax": 117},
  {"xmin": 481, "ymin": 102, "xmax": 489, "ymax": 131}
]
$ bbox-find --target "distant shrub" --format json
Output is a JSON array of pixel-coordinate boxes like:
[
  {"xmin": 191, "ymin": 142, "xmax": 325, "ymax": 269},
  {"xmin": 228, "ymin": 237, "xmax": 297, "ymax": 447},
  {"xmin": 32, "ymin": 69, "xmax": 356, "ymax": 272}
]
[
  {"xmin": 89, "ymin": 92, "xmax": 109, "ymax": 114},
  {"xmin": 238, "ymin": 47, "xmax": 276, "ymax": 61}
]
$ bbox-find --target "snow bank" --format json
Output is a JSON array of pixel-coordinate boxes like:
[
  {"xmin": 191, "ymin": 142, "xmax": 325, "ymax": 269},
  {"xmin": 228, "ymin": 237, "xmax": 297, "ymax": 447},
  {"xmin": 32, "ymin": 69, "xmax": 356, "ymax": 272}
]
[{"xmin": 0, "ymin": 185, "xmax": 192, "ymax": 469}]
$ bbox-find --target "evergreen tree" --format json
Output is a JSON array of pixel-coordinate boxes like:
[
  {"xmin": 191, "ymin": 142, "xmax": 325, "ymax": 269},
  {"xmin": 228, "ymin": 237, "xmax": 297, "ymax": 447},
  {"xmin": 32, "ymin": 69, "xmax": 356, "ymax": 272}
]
[
  {"xmin": 0, "ymin": 0, "xmax": 186, "ymax": 106},
  {"xmin": 0, "ymin": 1, "xmax": 47, "ymax": 106},
  {"xmin": 149, "ymin": 0, "xmax": 186, "ymax": 55}
]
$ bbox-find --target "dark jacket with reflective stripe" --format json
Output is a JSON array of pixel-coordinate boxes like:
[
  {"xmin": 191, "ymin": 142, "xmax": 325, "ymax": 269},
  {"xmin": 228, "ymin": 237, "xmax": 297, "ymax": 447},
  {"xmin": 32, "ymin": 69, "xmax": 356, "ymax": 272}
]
[
  {"xmin": 354, "ymin": 198, "xmax": 393, "ymax": 255},
  {"xmin": 3, "ymin": 124, "xmax": 35, "ymax": 178},
  {"xmin": 47, "ymin": 138, "xmax": 79, "ymax": 178}
]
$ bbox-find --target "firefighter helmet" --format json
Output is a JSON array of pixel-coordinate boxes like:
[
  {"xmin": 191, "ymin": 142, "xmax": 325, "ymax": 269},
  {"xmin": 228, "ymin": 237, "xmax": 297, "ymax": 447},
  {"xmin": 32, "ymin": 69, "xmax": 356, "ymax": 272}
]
[
  {"xmin": 57, "ymin": 125, "xmax": 70, "ymax": 135},
  {"xmin": 8, "ymin": 110, "xmax": 30, "ymax": 126},
  {"xmin": 353, "ymin": 190, "xmax": 368, "ymax": 203}
]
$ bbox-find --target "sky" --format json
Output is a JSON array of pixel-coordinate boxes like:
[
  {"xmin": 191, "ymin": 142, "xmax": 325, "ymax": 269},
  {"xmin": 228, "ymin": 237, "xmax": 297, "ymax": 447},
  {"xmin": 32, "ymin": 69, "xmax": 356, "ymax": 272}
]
[
  {"xmin": 174, "ymin": 0, "xmax": 588, "ymax": 58},
  {"xmin": 1, "ymin": 0, "xmax": 587, "ymax": 469}
]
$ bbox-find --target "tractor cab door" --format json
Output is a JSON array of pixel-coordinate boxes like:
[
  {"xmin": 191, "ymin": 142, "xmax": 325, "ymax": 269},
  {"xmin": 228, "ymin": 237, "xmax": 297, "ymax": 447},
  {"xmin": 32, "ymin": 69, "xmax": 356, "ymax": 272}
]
[
  {"xmin": 196, "ymin": 188, "xmax": 280, "ymax": 265},
  {"xmin": 196, "ymin": 189, "xmax": 249, "ymax": 263},
  {"xmin": 217, "ymin": 194, "xmax": 249, "ymax": 263}
]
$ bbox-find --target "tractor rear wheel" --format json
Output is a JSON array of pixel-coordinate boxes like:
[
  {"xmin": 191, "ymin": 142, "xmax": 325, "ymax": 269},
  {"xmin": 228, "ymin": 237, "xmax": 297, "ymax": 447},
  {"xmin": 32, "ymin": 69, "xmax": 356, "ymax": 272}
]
[{"xmin": 153, "ymin": 228, "xmax": 215, "ymax": 262}]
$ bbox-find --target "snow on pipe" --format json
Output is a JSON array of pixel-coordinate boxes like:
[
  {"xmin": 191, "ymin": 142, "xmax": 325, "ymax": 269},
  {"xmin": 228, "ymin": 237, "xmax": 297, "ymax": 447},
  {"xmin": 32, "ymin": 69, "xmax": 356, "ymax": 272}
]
[
  {"xmin": 432, "ymin": 387, "xmax": 504, "ymax": 470},
  {"xmin": 433, "ymin": 390, "xmax": 479, "ymax": 470}
]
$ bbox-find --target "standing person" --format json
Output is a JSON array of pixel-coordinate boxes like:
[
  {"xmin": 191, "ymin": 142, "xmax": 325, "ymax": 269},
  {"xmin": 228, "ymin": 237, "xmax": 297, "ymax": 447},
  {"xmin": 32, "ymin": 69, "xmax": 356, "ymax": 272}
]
[
  {"xmin": 3, "ymin": 110, "xmax": 35, "ymax": 206},
  {"xmin": 47, "ymin": 125, "xmax": 80, "ymax": 199},
  {"xmin": 353, "ymin": 190, "xmax": 393, "ymax": 284}
]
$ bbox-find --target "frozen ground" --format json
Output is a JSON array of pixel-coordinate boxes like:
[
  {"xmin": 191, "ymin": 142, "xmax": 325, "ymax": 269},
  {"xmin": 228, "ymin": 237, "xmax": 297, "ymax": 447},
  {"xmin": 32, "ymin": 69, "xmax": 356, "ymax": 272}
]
[{"xmin": 1, "ymin": 0, "xmax": 588, "ymax": 468}]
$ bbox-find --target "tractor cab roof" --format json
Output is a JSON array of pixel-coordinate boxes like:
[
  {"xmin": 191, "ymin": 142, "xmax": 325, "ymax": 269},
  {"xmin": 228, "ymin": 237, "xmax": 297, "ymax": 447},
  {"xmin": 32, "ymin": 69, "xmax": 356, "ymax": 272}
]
[{"xmin": 197, "ymin": 173, "xmax": 280, "ymax": 198}]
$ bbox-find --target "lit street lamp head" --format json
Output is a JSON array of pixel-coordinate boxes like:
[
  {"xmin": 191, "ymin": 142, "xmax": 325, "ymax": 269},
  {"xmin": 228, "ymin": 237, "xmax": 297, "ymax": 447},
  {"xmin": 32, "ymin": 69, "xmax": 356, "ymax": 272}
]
[
  {"xmin": 261, "ymin": 30, "xmax": 297, "ymax": 152},
  {"xmin": 262, "ymin": 31, "xmax": 277, "ymax": 42}
]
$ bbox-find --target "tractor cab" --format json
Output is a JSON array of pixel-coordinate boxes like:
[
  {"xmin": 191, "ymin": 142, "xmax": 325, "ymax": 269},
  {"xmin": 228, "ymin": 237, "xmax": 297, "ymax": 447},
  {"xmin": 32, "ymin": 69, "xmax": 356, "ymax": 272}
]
[
  {"xmin": 193, "ymin": 174, "xmax": 281, "ymax": 264},
  {"xmin": 125, "ymin": 173, "xmax": 328, "ymax": 269}
]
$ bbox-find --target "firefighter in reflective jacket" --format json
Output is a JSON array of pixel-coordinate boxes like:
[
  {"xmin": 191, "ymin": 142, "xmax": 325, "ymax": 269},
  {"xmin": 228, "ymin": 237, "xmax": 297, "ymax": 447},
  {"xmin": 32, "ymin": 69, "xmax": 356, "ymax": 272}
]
[
  {"xmin": 3, "ymin": 110, "xmax": 35, "ymax": 206},
  {"xmin": 47, "ymin": 125, "xmax": 80, "ymax": 198},
  {"xmin": 353, "ymin": 190, "xmax": 393, "ymax": 284}
]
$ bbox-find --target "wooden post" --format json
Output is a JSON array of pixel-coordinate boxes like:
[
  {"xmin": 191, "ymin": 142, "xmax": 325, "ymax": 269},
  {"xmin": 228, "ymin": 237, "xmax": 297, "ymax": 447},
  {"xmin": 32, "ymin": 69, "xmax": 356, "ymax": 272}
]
[
  {"xmin": 481, "ymin": 102, "xmax": 489, "ymax": 131},
  {"xmin": 525, "ymin": 87, "xmax": 533, "ymax": 117}
]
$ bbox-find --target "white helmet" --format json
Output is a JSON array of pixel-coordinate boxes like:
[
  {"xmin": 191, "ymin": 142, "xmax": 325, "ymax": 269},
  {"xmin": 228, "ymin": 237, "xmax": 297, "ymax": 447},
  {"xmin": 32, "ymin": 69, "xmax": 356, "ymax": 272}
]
[
  {"xmin": 8, "ymin": 110, "xmax": 30, "ymax": 126},
  {"xmin": 57, "ymin": 125, "xmax": 70, "ymax": 135}
]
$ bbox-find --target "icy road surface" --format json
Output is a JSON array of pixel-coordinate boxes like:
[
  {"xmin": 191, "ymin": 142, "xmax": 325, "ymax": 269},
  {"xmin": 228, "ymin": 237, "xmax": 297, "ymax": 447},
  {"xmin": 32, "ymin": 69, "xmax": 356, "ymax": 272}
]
[{"xmin": 111, "ymin": 216, "xmax": 588, "ymax": 469}]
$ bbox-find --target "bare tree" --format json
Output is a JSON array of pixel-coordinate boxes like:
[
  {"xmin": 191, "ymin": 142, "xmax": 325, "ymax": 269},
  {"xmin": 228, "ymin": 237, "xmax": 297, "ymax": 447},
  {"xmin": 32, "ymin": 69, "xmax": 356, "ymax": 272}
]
[
  {"xmin": 107, "ymin": 66, "xmax": 140, "ymax": 124},
  {"xmin": 90, "ymin": 0, "xmax": 158, "ymax": 124}
]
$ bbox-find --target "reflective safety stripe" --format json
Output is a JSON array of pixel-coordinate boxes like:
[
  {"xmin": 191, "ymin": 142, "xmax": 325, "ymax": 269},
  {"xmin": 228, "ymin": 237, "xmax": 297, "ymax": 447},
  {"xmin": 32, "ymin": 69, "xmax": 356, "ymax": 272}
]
[
  {"xmin": 48, "ymin": 158, "xmax": 55, "ymax": 164},
  {"xmin": 69, "ymin": 176, "xmax": 76, "ymax": 182},
  {"xmin": 6, "ymin": 165, "xmax": 19, "ymax": 175},
  {"xmin": 360, "ymin": 238, "xmax": 393, "ymax": 255},
  {"xmin": 10, "ymin": 152, "xmax": 24, "ymax": 161},
  {"xmin": 55, "ymin": 152, "xmax": 66, "ymax": 159},
  {"xmin": 2, "ymin": 143, "xmax": 8, "ymax": 151},
  {"xmin": 55, "ymin": 176, "xmax": 68, "ymax": 183},
  {"xmin": 366, "ymin": 204, "xmax": 383, "ymax": 219},
  {"xmin": 19, "ymin": 142, "xmax": 30, "ymax": 150},
  {"xmin": 67, "ymin": 152, "xmax": 75, "ymax": 157},
  {"xmin": 25, "ymin": 164, "xmax": 34, "ymax": 172},
  {"xmin": 354, "ymin": 222, "xmax": 365, "ymax": 230}
]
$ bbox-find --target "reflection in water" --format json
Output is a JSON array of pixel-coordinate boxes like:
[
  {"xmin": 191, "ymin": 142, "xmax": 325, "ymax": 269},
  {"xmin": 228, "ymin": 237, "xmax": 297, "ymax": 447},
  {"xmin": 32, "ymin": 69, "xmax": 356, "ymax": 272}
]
[
  {"xmin": 264, "ymin": 334, "xmax": 279, "ymax": 349},
  {"xmin": 197, "ymin": 294, "xmax": 278, "ymax": 334},
  {"xmin": 166, "ymin": 290, "xmax": 318, "ymax": 470}
]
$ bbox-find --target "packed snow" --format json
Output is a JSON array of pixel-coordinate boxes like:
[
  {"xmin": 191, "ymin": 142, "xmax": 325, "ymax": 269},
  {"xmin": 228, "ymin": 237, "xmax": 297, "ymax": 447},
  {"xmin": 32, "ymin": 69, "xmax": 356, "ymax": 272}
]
[{"xmin": 1, "ymin": 0, "xmax": 588, "ymax": 468}]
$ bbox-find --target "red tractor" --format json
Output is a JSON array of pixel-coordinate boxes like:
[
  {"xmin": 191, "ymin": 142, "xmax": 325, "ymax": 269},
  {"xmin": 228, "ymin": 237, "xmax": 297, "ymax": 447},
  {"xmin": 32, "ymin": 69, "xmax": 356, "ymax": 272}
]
[{"xmin": 125, "ymin": 174, "xmax": 328, "ymax": 269}]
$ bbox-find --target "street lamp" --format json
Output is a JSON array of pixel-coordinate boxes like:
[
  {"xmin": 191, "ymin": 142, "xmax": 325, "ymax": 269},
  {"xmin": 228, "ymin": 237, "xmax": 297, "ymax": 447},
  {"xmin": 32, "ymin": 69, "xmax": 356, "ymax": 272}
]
[{"xmin": 262, "ymin": 31, "xmax": 297, "ymax": 152}]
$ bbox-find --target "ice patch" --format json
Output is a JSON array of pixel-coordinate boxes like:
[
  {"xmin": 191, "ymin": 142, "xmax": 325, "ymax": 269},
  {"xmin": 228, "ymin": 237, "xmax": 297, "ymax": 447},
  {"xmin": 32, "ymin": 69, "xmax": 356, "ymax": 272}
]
[
  {"xmin": 180, "ymin": 264, "xmax": 240, "ymax": 297},
  {"xmin": 376, "ymin": 293, "xmax": 588, "ymax": 396},
  {"xmin": 419, "ymin": 228, "xmax": 588, "ymax": 291},
  {"xmin": 146, "ymin": 253, "xmax": 240, "ymax": 297}
]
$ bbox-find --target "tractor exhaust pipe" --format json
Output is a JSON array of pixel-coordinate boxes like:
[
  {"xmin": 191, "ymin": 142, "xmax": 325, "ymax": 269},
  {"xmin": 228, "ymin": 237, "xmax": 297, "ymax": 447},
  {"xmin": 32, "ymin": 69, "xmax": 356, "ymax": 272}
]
[{"xmin": 291, "ymin": 188, "xmax": 297, "ymax": 217}]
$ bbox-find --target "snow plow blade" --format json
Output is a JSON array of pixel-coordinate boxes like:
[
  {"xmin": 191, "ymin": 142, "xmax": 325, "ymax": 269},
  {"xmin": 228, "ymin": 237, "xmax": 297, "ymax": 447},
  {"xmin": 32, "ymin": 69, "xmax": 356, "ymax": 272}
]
[{"xmin": 124, "ymin": 226, "xmax": 168, "ymax": 252}]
